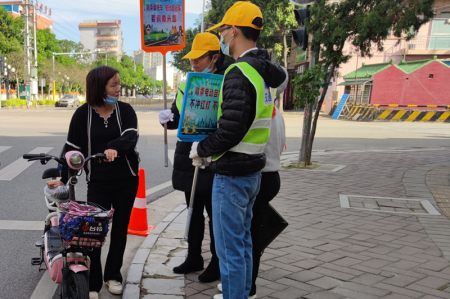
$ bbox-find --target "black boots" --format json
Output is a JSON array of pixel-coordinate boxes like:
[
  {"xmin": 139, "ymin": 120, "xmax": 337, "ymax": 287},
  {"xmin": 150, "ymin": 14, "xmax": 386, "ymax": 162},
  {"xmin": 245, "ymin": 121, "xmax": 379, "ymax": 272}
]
[
  {"xmin": 172, "ymin": 255, "xmax": 204, "ymax": 274},
  {"xmin": 198, "ymin": 257, "xmax": 220, "ymax": 283}
]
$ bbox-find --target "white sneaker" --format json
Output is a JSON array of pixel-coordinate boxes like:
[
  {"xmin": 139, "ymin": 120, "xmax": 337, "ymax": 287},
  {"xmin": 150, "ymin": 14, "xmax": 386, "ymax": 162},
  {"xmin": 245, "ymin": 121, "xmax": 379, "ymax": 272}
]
[
  {"xmin": 106, "ymin": 280, "xmax": 123, "ymax": 295},
  {"xmin": 217, "ymin": 283, "xmax": 222, "ymax": 292},
  {"xmin": 213, "ymin": 294, "xmax": 256, "ymax": 299},
  {"xmin": 89, "ymin": 291, "xmax": 98, "ymax": 299}
]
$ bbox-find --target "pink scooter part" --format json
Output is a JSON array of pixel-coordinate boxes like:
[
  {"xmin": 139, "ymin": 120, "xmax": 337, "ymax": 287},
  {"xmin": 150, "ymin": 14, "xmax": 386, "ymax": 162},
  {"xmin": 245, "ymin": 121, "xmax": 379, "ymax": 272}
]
[
  {"xmin": 65, "ymin": 151, "xmax": 85, "ymax": 170},
  {"xmin": 69, "ymin": 264, "xmax": 89, "ymax": 273}
]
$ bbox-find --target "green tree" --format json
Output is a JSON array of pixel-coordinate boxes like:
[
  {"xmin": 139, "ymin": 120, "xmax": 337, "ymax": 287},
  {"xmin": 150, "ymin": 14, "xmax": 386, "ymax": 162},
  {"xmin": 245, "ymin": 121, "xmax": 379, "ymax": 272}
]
[
  {"xmin": 205, "ymin": 0, "xmax": 297, "ymax": 65},
  {"xmin": 293, "ymin": 0, "xmax": 434, "ymax": 165},
  {"xmin": 0, "ymin": 7, "xmax": 24, "ymax": 55}
]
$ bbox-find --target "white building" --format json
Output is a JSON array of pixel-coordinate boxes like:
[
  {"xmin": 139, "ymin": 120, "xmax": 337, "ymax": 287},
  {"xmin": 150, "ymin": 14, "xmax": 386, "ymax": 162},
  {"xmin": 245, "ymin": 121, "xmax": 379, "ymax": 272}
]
[
  {"xmin": 154, "ymin": 65, "xmax": 186, "ymax": 91},
  {"xmin": 134, "ymin": 49, "xmax": 163, "ymax": 69},
  {"xmin": 79, "ymin": 20, "xmax": 124, "ymax": 62}
]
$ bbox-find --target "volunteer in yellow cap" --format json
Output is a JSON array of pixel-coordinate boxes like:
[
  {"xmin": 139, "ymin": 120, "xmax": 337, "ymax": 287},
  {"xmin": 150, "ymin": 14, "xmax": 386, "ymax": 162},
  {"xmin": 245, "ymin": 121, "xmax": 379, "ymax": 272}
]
[
  {"xmin": 158, "ymin": 32, "xmax": 228, "ymax": 284},
  {"xmin": 188, "ymin": 2, "xmax": 287, "ymax": 299}
]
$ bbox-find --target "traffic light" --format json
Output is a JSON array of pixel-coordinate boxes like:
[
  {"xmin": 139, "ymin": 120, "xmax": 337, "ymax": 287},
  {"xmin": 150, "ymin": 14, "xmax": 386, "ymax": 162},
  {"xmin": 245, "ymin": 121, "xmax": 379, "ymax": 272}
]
[{"xmin": 292, "ymin": 7, "xmax": 310, "ymax": 51}]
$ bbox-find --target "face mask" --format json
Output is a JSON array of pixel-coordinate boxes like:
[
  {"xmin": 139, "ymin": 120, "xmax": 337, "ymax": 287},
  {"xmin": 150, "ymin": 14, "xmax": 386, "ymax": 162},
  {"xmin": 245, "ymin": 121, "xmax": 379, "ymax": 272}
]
[
  {"xmin": 202, "ymin": 55, "xmax": 218, "ymax": 73},
  {"xmin": 104, "ymin": 95, "xmax": 119, "ymax": 105},
  {"xmin": 220, "ymin": 29, "xmax": 234, "ymax": 57}
]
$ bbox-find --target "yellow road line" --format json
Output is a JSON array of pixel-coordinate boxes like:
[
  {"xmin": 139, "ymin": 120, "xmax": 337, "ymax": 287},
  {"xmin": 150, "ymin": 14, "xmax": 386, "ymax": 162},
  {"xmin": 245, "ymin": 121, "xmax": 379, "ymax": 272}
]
[
  {"xmin": 377, "ymin": 110, "xmax": 392, "ymax": 120},
  {"xmin": 405, "ymin": 111, "xmax": 421, "ymax": 122},
  {"xmin": 391, "ymin": 110, "xmax": 407, "ymax": 121},
  {"xmin": 437, "ymin": 111, "xmax": 450, "ymax": 122},
  {"xmin": 420, "ymin": 111, "xmax": 436, "ymax": 122}
]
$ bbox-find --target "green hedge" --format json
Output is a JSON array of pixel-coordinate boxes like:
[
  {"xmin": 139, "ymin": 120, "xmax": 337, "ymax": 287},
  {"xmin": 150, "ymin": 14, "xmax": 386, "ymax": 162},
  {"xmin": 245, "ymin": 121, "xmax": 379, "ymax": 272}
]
[{"xmin": 1, "ymin": 99, "xmax": 58, "ymax": 107}]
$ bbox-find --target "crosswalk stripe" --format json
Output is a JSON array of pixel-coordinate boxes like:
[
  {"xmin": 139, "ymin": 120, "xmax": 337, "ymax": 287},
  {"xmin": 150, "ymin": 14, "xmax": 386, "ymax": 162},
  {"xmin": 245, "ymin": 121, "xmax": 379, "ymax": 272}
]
[
  {"xmin": 0, "ymin": 220, "xmax": 43, "ymax": 230},
  {"xmin": 0, "ymin": 146, "xmax": 11, "ymax": 154},
  {"xmin": 0, "ymin": 147, "xmax": 54, "ymax": 181}
]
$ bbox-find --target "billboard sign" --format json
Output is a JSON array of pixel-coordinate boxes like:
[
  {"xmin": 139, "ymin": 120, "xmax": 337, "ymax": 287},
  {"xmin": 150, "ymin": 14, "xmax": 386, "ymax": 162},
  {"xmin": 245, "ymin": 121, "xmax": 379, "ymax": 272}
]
[
  {"xmin": 140, "ymin": 0, "xmax": 186, "ymax": 55},
  {"xmin": 177, "ymin": 72, "xmax": 223, "ymax": 142}
]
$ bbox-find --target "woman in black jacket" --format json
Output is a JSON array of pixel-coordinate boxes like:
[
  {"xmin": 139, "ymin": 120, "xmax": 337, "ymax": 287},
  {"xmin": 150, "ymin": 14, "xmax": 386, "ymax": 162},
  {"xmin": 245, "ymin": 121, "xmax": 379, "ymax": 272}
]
[
  {"xmin": 158, "ymin": 32, "xmax": 228, "ymax": 283},
  {"xmin": 47, "ymin": 66, "xmax": 140, "ymax": 299}
]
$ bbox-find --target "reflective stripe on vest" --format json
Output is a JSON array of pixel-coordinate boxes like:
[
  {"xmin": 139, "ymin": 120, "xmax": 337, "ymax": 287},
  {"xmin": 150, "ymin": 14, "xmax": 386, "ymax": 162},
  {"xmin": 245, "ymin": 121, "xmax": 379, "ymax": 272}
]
[
  {"xmin": 212, "ymin": 62, "xmax": 274, "ymax": 161},
  {"xmin": 175, "ymin": 81, "xmax": 186, "ymax": 112}
]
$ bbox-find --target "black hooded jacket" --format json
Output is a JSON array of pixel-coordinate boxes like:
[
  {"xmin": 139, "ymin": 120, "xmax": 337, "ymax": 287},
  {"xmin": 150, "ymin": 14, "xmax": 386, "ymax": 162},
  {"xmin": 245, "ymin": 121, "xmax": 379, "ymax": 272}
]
[
  {"xmin": 197, "ymin": 49, "xmax": 286, "ymax": 176},
  {"xmin": 165, "ymin": 63, "xmax": 230, "ymax": 193}
]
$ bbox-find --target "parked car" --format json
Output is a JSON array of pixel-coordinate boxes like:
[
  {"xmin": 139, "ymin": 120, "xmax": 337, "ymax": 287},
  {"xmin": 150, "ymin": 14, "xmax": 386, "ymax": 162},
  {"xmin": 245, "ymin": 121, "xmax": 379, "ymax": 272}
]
[{"xmin": 59, "ymin": 95, "xmax": 80, "ymax": 107}]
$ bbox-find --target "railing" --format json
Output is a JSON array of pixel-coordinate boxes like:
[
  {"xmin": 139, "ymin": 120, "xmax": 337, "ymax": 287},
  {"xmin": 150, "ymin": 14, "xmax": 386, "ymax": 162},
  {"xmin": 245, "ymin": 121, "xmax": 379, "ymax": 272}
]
[{"xmin": 407, "ymin": 36, "xmax": 450, "ymax": 50}]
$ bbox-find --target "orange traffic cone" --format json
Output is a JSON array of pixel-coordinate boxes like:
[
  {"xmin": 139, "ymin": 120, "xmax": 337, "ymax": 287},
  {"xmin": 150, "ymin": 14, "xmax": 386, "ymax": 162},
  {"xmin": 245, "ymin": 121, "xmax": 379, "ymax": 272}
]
[{"xmin": 128, "ymin": 169, "xmax": 154, "ymax": 236}]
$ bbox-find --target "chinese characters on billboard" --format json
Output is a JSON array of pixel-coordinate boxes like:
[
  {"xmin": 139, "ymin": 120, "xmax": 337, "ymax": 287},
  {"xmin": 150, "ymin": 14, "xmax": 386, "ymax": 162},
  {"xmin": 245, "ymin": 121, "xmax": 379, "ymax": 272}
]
[
  {"xmin": 141, "ymin": 0, "xmax": 185, "ymax": 53},
  {"xmin": 177, "ymin": 73, "xmax": 224, "ymax": 142}
]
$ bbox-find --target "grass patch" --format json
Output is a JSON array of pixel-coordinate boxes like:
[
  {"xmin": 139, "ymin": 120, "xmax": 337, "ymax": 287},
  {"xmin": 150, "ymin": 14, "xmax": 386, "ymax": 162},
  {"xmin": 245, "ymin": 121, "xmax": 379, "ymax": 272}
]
[
  {"xmin": 282, "ymin": 162, "xmax": 320, "ymax": 170},
  {"xmin": 438, "ymin": 284, "xmax": 449, "ymax": 291}
]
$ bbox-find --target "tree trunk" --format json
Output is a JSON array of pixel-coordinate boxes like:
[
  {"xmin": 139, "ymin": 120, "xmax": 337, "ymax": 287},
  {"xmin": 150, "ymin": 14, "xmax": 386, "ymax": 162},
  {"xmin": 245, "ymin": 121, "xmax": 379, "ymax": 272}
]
[{"xmin": 305, "ymin": 63, "xmax": 336, "ymax": 165}]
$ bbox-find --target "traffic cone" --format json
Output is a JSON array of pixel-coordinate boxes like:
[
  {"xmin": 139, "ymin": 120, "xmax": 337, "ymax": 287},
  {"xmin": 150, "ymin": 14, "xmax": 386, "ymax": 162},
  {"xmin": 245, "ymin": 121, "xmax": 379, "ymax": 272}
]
[{"xmin": 128, "ymin": 169, "xmax": 154, "ymax": 236}]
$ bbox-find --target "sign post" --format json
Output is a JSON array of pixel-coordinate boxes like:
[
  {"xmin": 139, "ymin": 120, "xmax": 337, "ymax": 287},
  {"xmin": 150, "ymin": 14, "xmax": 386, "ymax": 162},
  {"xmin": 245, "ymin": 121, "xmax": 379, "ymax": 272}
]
[{"xmin": 140, "ymin": 0, "xmax": 186, "ymax": 167}]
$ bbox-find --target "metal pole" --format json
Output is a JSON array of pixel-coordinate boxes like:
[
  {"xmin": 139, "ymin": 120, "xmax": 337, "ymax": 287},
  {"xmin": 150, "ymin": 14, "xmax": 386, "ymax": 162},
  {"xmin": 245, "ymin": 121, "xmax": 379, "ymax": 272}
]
[
  {"xmin": 201, "ymin": 0, "xmax": 206, "ymax": 33},
  {"xmin": 163, "ymin": 54, "xmax": 168, "ymax": 167},
  {"xmin": 52, "ymin": 53, "xmax": 55, "ymax": 101},
  {"xmin": 33, "ymin": 3, "xmax": 37, "ymax": 67},
  {"xmin": 184, "ymin": 167, "xmax": 199, "ymax": 240}
]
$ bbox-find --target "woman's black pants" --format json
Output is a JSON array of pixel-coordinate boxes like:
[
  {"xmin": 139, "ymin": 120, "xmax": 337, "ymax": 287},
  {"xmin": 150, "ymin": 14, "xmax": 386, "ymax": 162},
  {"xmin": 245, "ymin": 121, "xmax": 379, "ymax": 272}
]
[{"xmin": 86, "ymin": 176, "xmax": 139, "ymax": 292}]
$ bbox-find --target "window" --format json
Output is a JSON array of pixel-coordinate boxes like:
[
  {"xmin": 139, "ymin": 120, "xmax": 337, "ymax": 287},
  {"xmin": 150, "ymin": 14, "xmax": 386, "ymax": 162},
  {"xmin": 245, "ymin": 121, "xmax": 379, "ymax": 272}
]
[
  {"xmin": 440, "ymin": 12, "xmax": 450, "ymax": 18},
  {"xmin": 429, "ymin": 74, "xmax": 434, "ymax": 79}
]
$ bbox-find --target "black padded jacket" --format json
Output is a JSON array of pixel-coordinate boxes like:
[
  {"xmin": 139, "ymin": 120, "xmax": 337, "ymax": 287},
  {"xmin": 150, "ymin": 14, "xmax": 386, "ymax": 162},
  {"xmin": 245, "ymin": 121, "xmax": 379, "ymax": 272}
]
[{"xmin": 197, "ymin": 49, "xmax": 286, "ymax": 176}]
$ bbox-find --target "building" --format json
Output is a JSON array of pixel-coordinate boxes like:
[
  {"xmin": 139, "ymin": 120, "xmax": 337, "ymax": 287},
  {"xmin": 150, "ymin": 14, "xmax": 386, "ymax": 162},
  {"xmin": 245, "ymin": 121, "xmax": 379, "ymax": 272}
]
[
  {"xmin": 338, "ymin": 57, "xmax": 450, "ymax": 107},
  {"xmin": 286, "ymin": 1, "xmax": 450, "ymax": 113},
  {"xmin": 154, "ymin": 64, "xmax": 186, "ymax": 91},
  {"xmin": 172, "ymin": 71, "xmax": 186, "ymax": 91},
  {"xmin": 134, "ymin": 49, "xmax": 163, "ymax": 69},
  {"xmin": 79, "ymin": 20, "xmax": 124, "ymax": 62},
  {"xmin": 0, "ymin": 1, "xmax": 53, "ymax": 31}
]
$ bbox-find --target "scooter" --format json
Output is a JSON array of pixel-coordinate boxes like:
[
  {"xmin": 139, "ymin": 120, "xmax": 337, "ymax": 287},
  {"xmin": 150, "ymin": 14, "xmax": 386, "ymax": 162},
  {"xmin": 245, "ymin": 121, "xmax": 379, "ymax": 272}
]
[{"xmin": 24, "ymin": 151, "xmax": 113, "ymax": 299}]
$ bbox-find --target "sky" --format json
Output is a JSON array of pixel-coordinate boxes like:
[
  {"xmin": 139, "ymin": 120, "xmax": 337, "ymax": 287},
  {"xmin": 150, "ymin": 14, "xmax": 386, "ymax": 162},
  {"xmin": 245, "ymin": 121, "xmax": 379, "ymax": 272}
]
[{"xmin": 30, "ymin": 0, "xmax": 208, "ymax": 61}]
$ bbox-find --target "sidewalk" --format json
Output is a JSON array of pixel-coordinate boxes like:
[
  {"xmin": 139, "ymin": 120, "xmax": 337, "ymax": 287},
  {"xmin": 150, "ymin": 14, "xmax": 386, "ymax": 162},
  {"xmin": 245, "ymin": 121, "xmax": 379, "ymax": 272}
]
[{"xmin": 125, "ymin": 147, "xmax": 450, "ymax": 299}]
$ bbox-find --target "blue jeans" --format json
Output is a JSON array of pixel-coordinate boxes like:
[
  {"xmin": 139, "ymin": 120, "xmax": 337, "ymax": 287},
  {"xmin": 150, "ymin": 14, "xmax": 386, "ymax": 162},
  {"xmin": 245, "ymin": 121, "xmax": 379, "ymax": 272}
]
[{"xmin": 212, "ymin": 172, "xmax": 262, "ymax": 299}]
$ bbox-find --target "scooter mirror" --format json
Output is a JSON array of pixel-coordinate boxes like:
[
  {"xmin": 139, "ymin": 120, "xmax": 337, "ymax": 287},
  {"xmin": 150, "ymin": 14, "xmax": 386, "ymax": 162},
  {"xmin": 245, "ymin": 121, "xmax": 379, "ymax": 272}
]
[{"xmin": 65, "ymin": 151, "xmax": 85, "ymax": 170}]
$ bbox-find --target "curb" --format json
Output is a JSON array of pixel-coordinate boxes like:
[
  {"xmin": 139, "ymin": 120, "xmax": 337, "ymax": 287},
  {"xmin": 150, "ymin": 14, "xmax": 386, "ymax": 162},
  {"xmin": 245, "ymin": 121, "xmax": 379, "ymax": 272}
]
[{"xmin": 123, "ymin": 203, "xmax": 187, "ymax": 299}]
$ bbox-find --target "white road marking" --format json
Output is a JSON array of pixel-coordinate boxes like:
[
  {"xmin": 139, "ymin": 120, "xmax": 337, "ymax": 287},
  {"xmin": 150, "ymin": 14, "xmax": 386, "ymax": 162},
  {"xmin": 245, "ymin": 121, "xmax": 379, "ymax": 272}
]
[
  {"xmin": 0, "ymin": 220, "xmax": 43, "ymax": 230},
  {"xmin": 146, "ymin": 181, "xmax": 173, "ymax": 198},
  {"xmin": 0, "ymin": 147, "xmax": 53, "ymax": 181},
  {"xmin": 0, "ymin": 146, "xmax": 11, "ymax": 154}
]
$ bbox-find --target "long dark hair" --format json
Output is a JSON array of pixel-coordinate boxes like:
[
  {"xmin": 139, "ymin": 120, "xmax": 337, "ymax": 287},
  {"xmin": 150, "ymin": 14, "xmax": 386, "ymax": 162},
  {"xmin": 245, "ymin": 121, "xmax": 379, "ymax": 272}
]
[
  {"xmin": 207, "ymin": 50, "xmax": 225, "ymax": 71},
  {"xmin": 86, "ymin": 66, "xmax": 119, "ymax": 107}
]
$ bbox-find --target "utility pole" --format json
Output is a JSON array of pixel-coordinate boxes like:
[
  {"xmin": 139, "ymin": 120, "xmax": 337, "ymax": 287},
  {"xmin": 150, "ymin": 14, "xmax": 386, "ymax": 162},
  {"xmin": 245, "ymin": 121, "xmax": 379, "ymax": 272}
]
[
  {"xmin": 23, "ymin": 0, "xmax": 31, "ymax": 104},
  {"xmin": 33, "ymin": 2, "xmax": 37, "ymax": 67}
]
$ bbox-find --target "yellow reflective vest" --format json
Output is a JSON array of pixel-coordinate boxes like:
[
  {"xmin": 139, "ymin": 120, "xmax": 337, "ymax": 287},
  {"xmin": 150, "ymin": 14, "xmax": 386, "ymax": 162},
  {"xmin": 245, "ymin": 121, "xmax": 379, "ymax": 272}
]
[{"xmin": 212, "ymin": 62, "xmax": 274, "ymax": 161}]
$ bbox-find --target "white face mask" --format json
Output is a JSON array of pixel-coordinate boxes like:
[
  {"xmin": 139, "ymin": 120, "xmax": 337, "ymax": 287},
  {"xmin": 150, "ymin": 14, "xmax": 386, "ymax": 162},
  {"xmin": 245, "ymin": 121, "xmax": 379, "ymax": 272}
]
[{"xmin": 220, "ymin": 28, "xmax": 234, "ymax": 57}]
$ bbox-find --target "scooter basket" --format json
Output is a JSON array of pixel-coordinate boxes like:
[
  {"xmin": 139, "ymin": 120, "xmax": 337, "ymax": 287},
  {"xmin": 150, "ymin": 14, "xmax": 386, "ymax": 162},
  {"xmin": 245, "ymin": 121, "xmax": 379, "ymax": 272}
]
[{"xmin": 58, "ymin": 201, "xmax": 114, "ymax": 248}]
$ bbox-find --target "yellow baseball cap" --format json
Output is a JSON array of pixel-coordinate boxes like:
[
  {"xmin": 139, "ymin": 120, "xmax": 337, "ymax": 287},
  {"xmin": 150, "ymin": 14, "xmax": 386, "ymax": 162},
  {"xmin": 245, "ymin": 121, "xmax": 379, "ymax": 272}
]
[
  {"xmin": 182, "ymin": 33, "xmax": 220, "ymax": 59},
  {"xmin": 207, "ymin": 1, "xmax": 264, "ymax": 32}
]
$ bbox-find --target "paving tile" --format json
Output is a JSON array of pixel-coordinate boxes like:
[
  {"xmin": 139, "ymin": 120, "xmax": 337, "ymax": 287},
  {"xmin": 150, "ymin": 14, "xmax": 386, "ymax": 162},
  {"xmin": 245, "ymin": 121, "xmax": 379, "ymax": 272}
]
[
  {"xmin": 307, "ymin": 277, "xmax": 343, "ymax": 290},
  {"xmin": 415, "ymin": 276, "xmax": 450, "ymax": 289},
  {"xmin": 350, "ymin": 273, "xmax": 386, "ymax": 286},
  {"xmin": 286, "ymin": 270, "xmax": 323, "ymax": 282}
]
